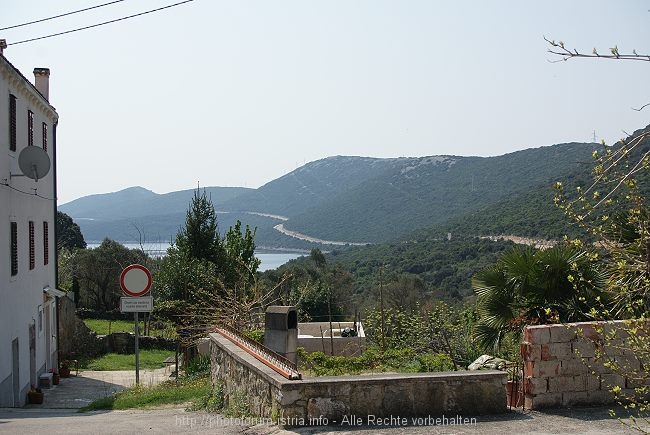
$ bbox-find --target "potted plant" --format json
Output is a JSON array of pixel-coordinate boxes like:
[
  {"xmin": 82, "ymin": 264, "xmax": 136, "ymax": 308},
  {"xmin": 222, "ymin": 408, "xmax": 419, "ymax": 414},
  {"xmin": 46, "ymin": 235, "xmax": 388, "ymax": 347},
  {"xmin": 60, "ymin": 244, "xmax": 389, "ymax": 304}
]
[
  {"xmin": 506, "ymin": 364, "xmax": 524, "ymax": 407},
  {"xmin": 27, "ymin": 386, "xmax": 43, "ymax": 404},
  {"xmin": 59, "ymin": 362, "xmax": 71, "ymax": 378},
  {"xmin": 50, "ymin": 368, "xmax": 60, "ymax": 385}
]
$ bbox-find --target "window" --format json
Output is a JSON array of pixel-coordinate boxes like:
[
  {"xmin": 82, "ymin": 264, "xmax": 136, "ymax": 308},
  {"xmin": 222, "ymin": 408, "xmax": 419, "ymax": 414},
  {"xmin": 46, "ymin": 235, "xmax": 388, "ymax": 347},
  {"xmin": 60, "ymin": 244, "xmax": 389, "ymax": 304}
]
[
  {"xmin": 28, "ymin": 110, "xmax": 34, "ymax": 146},
  {"xmin": 11, "ymin": 222, "xmax": 18, "ymax": 276},
  {"xmin": 29, "ymin": 221, "xmax": 35, "ymax": 270},
  {"xmin": 9, "ymin": 94, "xmax": 17, "ymax": 151},
  {"xmin": 43, "ymin": 222, "xmax": 49, "ymax": 265},
  {"xmin": 42, "ymin": 122, "xmax": 48, "ymax": 152}
]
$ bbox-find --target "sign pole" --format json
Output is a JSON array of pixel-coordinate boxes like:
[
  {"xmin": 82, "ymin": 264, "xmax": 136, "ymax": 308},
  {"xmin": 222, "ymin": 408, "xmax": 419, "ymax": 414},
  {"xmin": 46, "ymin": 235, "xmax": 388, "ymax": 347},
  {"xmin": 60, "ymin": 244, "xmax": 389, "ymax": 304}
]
[
  {"xmin": 134, "ymin": 312, "xmax": 139, "ymax": 385},
  {"xmin": 119, "ymin": 263, "xmax": 153, "ymax": 388}
]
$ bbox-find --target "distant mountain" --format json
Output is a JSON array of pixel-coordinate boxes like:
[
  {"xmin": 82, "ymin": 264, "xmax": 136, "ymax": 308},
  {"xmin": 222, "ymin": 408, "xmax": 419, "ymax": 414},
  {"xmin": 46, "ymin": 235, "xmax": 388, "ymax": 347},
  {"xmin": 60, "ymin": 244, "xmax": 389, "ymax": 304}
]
[
  {"xmin": 59, "ymin": 138, "xmax": 619, "ymax": 248},
  {"xmin": 284, "ymin": 143, "xmax": 599, "ymax": 242},
  {"xmin": 218, "ymin": 156, "xmax": 402, "ymax": 217},
  {"xmin": 60, "ymin": 186, "xmax": 252, "ymax": 220}
]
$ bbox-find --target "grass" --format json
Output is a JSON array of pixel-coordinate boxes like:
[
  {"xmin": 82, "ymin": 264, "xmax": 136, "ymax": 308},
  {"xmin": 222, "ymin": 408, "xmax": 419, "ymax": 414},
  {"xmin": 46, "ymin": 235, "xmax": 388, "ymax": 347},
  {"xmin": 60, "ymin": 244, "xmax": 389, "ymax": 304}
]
[
  {"xmin": 83, "ymin": 318, "xmax": 178, "ymax": 338},
  {"xmin": 80, "ymin": 354, "xmax": 213, "ymax": 412},
  {"xmin": 84, "ymin": 319, "xmax": 134, "ymax": 335},
  {"xmin": 80, "ymin": 376, "xmax": 210, "ymax": 411},
  {"xmin": 81, "ymin": 348, "xmax": 174, "ymax": 371}
]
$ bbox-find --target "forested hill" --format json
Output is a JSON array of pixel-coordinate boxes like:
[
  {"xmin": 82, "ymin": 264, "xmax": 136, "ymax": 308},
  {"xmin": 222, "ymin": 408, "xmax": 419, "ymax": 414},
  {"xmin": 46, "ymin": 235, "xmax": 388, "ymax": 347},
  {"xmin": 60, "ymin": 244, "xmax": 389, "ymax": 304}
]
[
  {"xmin": 283, "ymin": 142, "xmax": 599, "ymax": 243},
  {"xmin": 59, "ymin": 140, "xmax": 603, "ymax": 247},
  {"xmin": 60, "ymin": 186, "xmax": 252, "ymax": 220},
  {"xmin": 218, "ymin": 156, "xmax": 403, "ymax": 217}
]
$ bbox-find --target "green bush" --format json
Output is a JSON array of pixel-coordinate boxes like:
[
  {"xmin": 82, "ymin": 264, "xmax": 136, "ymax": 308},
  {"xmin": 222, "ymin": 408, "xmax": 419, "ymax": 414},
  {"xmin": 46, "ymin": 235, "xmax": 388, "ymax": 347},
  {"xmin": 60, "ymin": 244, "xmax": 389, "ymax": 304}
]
[
  {"xmin": 298, "ymin": 346, "xmax": 455, "ymax": 376},
  {"xmin": 416, "ymin": 353, "xmax": 455, "ymax": 372}
]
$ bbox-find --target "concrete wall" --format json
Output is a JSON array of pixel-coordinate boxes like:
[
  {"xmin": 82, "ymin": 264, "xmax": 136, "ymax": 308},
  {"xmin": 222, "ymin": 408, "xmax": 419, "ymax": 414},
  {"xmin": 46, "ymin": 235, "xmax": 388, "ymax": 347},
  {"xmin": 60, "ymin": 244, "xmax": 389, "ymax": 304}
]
[
  {"xmin": 522, "ymin": 321, "xmax": 648, "ymax": 409},
  {"xmin": 298, "ymin": 322, "xmax": 366, "ymax": 357},
  {"xmin": 210, "ymin": 333, "xmax": 506, "ymax": 427},
  {"xmin": 0, "ymin": 54, "xmax": 59, "ymax": 407}
]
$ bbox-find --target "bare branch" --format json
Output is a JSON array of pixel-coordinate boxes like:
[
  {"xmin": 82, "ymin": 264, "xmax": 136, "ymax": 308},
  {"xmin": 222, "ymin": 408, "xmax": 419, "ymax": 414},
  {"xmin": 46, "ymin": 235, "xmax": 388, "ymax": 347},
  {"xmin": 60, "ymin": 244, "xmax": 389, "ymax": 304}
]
[
  {"xmin": 544, "ymin": 36, "xmax": 650, "ymax": 62},
  {"xmin": 632, "ymin": 102, "xmax": 650, "ymax": 112}
]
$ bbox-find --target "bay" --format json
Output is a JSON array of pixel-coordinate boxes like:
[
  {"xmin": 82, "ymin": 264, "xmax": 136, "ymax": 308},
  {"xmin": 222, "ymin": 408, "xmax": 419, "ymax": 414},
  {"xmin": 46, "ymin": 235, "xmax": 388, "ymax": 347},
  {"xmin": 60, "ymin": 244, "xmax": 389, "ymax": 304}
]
[{"xmin": 85, "ymin": 241, "xmax": 304, "ymax": 272}]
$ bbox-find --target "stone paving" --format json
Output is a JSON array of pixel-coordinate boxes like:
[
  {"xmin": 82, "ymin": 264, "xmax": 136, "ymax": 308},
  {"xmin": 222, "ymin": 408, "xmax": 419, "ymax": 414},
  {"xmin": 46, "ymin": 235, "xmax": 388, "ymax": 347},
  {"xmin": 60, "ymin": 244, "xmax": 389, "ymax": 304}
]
[{"xmin": 25, "ymin": 366, "xmax": 175, "ymax": 409}]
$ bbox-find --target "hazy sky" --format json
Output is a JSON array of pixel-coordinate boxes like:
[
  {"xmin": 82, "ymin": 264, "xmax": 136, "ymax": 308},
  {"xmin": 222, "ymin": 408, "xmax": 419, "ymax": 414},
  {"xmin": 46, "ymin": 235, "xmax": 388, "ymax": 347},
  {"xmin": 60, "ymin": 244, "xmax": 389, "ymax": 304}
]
[{"xmin": 3, "ymin": 1, "xmax": 649, "ymax": 204}]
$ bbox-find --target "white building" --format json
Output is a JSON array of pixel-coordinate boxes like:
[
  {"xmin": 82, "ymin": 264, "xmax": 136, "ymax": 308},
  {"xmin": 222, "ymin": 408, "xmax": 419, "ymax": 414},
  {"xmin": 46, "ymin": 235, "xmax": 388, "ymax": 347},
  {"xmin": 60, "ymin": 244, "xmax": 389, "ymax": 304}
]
[{"xmin": 0, "ymin": 41, "xmax": 61, "ymax": 406}]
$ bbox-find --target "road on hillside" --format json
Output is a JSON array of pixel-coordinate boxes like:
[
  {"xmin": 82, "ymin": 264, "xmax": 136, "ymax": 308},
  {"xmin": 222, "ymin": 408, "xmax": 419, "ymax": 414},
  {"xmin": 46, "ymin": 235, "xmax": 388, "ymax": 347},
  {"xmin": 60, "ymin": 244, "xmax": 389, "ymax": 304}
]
[{"xmin": 273, "ymin": 223, "xmax": 369, "ymax": 246}]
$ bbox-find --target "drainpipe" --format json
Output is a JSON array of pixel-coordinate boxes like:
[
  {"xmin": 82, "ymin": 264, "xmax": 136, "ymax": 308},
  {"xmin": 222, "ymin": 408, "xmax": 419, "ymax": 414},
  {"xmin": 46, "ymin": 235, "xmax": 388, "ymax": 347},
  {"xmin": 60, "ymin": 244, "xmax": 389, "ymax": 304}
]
[{"xmin": 53, "ymin": 120, "xmax": 60, "ymax": 367}]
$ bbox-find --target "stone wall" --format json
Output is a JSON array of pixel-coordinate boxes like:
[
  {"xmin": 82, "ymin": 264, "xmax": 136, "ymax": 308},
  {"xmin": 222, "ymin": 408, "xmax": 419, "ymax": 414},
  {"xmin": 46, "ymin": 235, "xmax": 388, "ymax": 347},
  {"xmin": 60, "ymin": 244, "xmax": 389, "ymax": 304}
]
[
  {"xmin": 104, "ymin": 332, "xmax": 176, "ymax": 354},
  {"xmin": 210, "ymin": 333, "xmax": 506, "ymax": 427},
  {"xmin": 522, "ymin": 321, "xmax": 647, "ymax": 409},
  {"xmin": 58, "ymin": 296, "xmax": 104, "ymax": 359}
]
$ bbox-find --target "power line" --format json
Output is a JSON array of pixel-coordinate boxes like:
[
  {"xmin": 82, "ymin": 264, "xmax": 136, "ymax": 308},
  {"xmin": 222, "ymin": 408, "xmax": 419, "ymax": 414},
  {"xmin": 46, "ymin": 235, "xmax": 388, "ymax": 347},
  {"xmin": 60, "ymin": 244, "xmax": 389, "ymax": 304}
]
[
  {"xmin": 0, "ymin": 0, "xmax": 128, "ymax": 31},
  {"xmin": 7, "ymin": 0, "xmax": 195, "ymax": 46}
]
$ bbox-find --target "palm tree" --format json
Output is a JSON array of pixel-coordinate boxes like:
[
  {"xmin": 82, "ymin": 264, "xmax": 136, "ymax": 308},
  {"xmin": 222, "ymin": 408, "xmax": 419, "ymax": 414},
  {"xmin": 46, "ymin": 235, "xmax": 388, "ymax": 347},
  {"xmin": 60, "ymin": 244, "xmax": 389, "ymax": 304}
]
[{"xmin": 472, "ymin": 244, "xmax": 606, "ymax": 351}]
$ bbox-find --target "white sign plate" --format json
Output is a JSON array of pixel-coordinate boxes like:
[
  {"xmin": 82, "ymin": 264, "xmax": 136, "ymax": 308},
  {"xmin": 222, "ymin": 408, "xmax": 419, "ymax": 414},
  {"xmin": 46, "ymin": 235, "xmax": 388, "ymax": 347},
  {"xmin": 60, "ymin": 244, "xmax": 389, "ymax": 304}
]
[{"xmin": 120, "ymin": 296, "xmax": 153, "ymax": 313}]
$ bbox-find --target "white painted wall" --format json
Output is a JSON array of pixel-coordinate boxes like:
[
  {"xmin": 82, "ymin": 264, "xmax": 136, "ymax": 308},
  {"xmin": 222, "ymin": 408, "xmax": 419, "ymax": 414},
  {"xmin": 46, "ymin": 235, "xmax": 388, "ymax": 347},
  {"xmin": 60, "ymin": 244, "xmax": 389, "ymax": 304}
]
[{"xmin": 0, "ymin": 54, "xmax": 59, "ymax": 407}]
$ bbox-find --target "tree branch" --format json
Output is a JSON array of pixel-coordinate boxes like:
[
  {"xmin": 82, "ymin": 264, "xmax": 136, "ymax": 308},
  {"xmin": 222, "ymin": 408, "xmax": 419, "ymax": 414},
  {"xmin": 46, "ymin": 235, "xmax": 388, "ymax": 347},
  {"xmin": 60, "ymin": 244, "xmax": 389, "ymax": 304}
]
[{"xmin": 544, "ymin": 36, "xmax": 650, "ymax": 62}]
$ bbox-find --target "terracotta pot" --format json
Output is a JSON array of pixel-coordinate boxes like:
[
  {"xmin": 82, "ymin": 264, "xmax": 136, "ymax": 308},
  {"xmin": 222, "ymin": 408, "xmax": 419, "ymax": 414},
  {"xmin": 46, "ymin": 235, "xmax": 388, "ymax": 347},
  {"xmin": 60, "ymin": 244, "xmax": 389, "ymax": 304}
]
[
  {"xmin": 52, "ymin": 374, "xmax": 60, "ymax": 385},
  {"xmin": 506, "ymin": 380, "xmax": 523, "ymax": 407},
  {"xmin": 59, "ymin": 367, "xmax": 71, "ymax": 378},
  {"xmin": 28, "ymin": 391, "xmax": 44, "ymax": 404}
]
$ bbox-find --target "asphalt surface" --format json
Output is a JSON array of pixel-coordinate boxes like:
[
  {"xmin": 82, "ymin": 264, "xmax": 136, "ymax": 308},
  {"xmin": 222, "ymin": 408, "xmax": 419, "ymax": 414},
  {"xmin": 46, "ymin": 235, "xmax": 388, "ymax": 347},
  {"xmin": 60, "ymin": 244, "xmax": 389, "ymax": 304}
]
[{"xmin": 0, "ymin": 368, "xmax": 647, "ymax": 434}]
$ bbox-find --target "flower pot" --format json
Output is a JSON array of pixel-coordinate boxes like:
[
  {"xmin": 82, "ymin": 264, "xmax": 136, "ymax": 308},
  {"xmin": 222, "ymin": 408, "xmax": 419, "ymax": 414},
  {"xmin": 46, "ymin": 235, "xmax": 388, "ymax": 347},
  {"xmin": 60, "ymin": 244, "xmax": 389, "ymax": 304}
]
[
  {"xmin": 59, "ymin": 367, "xmax": 71, "ymax": 378},
  {"xmin": 28, "ymin": 391, "xmax": 44, "ymax": 404},
  {"xmin": 52, "ymin": 374, "xmax": 60, "ymax": 385},
  {"xmin": 506, "ymin": 380, "xmax": 523, "ymax": 407}
]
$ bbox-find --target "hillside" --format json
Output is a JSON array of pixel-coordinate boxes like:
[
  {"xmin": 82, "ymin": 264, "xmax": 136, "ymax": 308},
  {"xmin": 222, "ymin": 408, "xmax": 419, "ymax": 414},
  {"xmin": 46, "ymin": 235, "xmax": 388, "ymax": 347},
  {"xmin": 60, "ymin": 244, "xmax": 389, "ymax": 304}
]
[
  {"xmin": 59, "ymin": 139, "xmax": 608, "ymax": 248},
  {"xmin": 284, "ymin": 142, "xmax": 598, "ymax": 243},
  {"xmin": 61, "ymin": 186, "xmax": 252, "ymax": 220},
  {"xmin": 218, "ymin": 156, "xmax": 401, "ymax": 217}
]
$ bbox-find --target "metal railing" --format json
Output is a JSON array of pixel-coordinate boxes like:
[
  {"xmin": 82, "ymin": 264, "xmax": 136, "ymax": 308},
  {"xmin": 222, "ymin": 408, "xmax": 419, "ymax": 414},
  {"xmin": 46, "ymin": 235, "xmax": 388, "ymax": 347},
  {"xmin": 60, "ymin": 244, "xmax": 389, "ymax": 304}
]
[{"xmin": 216, "ymin": 324, "xmax": 302, "ymax": 380}]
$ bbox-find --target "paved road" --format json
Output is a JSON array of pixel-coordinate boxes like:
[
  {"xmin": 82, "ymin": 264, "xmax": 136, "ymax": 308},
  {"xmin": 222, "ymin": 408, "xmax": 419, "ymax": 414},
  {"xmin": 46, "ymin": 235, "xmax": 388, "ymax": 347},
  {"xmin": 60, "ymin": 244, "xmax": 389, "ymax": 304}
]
[
  {"xmin": 1, "ymin": 405, "xmax": 647, "ymax": 434},
  {"xmin": 2, "ymin": 368, "xmax": 647, "ymax": 434}
]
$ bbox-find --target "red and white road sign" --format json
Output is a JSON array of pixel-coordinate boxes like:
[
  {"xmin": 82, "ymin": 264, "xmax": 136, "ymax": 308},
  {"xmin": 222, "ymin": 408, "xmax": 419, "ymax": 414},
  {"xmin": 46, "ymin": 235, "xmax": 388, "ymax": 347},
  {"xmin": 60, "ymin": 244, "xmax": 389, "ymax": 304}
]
[{"xmin": 120, "ymin": 264, "xmax": 152, "ymax": 297}]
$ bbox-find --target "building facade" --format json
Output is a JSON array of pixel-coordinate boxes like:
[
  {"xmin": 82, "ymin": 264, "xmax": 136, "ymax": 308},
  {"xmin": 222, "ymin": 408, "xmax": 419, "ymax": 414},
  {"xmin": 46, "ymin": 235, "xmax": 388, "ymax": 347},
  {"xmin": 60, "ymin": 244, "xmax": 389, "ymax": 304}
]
[{"xmin": 0, "ymin": 41, "xmax": 60, "ymax": 406}]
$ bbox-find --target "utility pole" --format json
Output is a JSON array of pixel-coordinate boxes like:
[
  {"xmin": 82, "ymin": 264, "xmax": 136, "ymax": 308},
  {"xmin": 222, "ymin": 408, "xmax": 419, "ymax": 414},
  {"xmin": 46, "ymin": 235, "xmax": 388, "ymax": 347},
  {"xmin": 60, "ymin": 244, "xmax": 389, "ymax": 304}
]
[
  {"xmin": 327, "ymin": 285, "xmax": 334, "ymax": 356},
  {"xmin": 379, "ymin": 264, "xmax": 385, "ymax": 352}
]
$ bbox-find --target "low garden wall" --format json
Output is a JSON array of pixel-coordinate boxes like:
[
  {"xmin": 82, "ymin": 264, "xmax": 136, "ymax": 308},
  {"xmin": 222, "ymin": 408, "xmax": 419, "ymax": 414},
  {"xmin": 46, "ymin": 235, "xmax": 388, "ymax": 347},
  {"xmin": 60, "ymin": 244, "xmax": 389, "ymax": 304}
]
[
  {"xmin": 210, "ymin": 333, "xmax": 506, "ymax": 427},
  {"xmin": 521, "ymin": 320, "xmax": 648, "ymax": 409},
  {"xmin": 298, "ymin": 322, "xmax": 366, "ymax": 357}
]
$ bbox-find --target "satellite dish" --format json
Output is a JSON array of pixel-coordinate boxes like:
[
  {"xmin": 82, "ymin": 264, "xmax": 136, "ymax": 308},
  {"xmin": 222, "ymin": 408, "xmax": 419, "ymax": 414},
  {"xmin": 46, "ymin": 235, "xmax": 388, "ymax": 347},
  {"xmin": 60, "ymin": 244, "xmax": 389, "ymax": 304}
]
[{"xmin": 15, "ymin": 146, "xmax": 51, "ymax": 182}]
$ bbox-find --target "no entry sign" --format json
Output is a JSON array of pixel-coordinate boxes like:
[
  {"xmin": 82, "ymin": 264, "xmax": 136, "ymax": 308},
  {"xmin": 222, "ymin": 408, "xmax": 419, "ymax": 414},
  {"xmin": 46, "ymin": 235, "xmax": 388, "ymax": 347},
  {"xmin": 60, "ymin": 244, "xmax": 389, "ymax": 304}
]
[{"xmin": 120, "ymin": 264, "xmax": 152, "ymax": 297}]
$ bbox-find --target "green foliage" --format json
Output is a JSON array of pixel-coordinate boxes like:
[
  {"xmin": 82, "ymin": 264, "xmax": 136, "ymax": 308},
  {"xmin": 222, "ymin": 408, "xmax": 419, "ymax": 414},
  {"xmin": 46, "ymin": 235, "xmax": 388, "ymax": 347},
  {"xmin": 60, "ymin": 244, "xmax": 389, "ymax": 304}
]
[
  {"xmin": 223, "ymin": 220, "xmax": 261, "ymax": 285},
  {"xmin": 156, "ymin": 246, "xmax": 222, "ymax": 302},
  {"xmin": 262, "ymin": 254, "xmax": 352, "ymax": 321},
  {"xmin": 415, "ymin": 353, "xmax": 456, "ymax": 372},
  {"xmin": 224, "ymin": 390, "xmax": 251, "ymax": 418},
  {"xmin": 175, "ymin": 188, "xmax": 224, "ymax": 263},
  {"xmin": 363, "ymin": 301, "xmax": 483, "ymax": 367},
  {"xmin": 554, "ymin": 127, "xmax": 650, "ymax": 431},
  {"xmin": 83, "ymin": 318, "xmax": 177, "ymax": 338},
  {"xmin": 79, "ymin": 349, "xmax": 173, "ymax": 371},
  {"xmin": 298, "ymin": 346, "xmax": 454, "ymax": 376},
  {"xmin": 241, "ymin": 329, "xmax": 264, "ymax": 343},
  {"xmin": 472, "ymin": 244, "xmax": 606, "ymax": 351},
  {"xmin": 287, "ymin": 143, "xmax": 598, "ymax": 243},
  {"xmin": 74, "ymin": 238, "xmax": 148, "ymax": 310},
  {"xmin": 155, "ymin": 188, "xmax": 262, "ymax": 310},
  {"xmin": 56, "ymin": 211, "xmax": 86, "ymax": 249},
  {"xmin": 555, "ymin": 127, "xmax": 650, "ymax": 318},
  {"xmin": 83, "ymin": 319, "xmax": 134, "ymax": 335},
  {"xmin": 268, "ymin": 236, "xmax": 515, "ymax": 319},
  {"xmin": 189, "ymin": 382, "xmax": 224, "ymax": 413},
  {"xmin": 81, "ymin": 375, "xmax": 211, "ymax": 412},
  {"xmin": 185, "ymin": 354, "xmax": 211, "ymax": 377}
]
